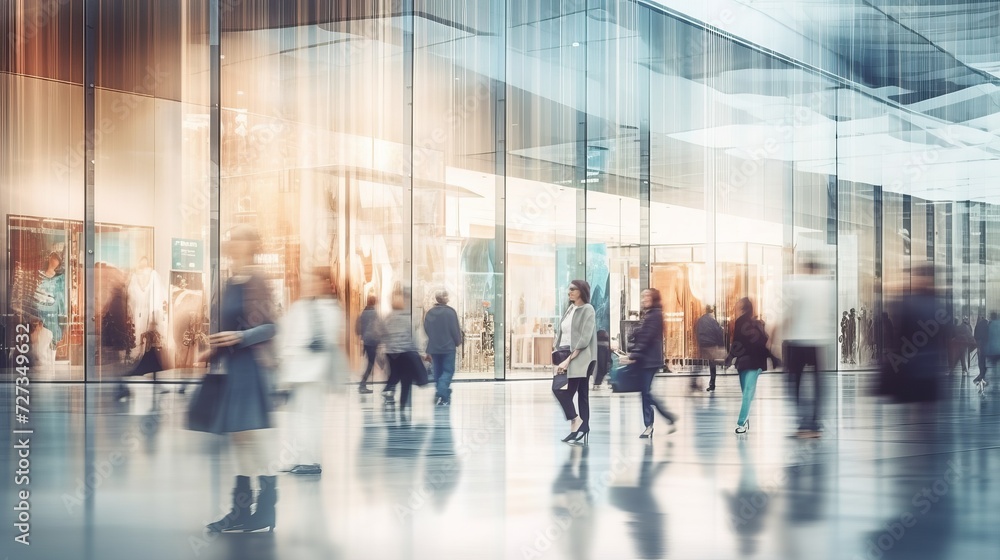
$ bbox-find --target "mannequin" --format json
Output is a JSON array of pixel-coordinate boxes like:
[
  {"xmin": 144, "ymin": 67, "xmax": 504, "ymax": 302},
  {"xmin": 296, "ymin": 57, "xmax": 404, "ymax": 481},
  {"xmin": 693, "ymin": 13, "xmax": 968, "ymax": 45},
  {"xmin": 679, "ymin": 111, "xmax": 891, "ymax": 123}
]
[
  {"xmin": 126, "ymin": 256, "xmax": 166, "ymax": 362},
  {"xmin": 34, "ymin": 252, "xmax": 67, "ymax": 350}
]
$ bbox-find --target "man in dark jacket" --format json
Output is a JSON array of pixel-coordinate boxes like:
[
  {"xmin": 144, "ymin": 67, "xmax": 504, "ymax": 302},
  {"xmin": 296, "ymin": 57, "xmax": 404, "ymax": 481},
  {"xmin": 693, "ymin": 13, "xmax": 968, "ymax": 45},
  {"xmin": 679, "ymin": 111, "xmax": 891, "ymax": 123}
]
[
  {"xmin": 355, "ymin": 295, "xmax": 382, "ymax": 394},
  {"xmin": 424, "ymin": 290, "xmax": 463, "ymax": 405},
  {"xmin": 883, "ymin": 265, "xmax": 945, "ymax": 403},
  {"xmin": 696, "ymin": 305, "xmax": 726, "ymax": 392},
  {"xmin": 974, "ymin": 315, "xmax": 990, "ymax": 385}
]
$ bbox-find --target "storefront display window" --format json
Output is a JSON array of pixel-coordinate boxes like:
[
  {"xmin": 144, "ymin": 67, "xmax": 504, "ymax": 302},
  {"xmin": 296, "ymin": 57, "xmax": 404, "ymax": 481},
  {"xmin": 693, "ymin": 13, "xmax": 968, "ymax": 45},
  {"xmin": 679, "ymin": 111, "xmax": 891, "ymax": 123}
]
[{"xmin": 4, "ymin": 0, "xmax": 1000, "ymax": 381}]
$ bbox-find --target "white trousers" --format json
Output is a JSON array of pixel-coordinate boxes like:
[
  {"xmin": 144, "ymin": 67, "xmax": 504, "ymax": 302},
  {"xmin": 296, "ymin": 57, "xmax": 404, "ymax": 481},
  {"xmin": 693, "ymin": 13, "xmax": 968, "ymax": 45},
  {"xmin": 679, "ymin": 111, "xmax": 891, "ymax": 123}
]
[{"xmin": 288, "ymin": 382, "xmax": 325, "ymax": 466}]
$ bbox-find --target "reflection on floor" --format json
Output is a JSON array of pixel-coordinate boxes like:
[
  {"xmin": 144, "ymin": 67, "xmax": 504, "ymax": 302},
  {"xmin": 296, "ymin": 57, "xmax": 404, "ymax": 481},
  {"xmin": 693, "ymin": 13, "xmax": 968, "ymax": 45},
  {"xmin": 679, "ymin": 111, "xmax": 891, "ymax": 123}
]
[{"xmin": 1, "ymin": 373, "xmax": 998, "ymax": 560}]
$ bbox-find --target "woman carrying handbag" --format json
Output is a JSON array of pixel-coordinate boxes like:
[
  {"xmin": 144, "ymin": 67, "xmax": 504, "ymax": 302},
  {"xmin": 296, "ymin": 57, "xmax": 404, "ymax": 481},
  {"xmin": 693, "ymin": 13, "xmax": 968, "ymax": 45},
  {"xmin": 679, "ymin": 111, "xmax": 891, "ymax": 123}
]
[
  {"xmin": 552, "ymin": 279, "xmax": 597, "ymax": 445},
  {"xmin": 195, "ymin": 226, "xmax": 280, "ymax": 533},
  {"xmin": 620, "ymin": 288, "xmax": 677, "ymax": 438}
]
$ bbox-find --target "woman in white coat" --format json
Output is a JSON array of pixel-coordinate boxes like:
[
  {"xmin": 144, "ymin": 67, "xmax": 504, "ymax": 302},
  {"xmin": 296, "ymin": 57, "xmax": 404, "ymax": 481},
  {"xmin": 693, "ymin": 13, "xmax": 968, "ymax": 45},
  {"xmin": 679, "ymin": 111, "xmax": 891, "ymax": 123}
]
[
  {"xmin": 278, "ymin": 269, "xmax": 347, "ymax": 475},
  {"xmin": 553, "ymin": 279, "xmax": 597, "ymax": 445}
]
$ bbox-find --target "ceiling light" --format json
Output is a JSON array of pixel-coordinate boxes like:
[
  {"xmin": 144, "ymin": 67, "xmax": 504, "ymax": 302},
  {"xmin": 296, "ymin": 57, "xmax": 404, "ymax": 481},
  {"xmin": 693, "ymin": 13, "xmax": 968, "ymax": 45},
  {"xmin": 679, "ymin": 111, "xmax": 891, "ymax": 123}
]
[
  {"xmin": 572, "ymin": 42, "xmax": 580, "ymax": 47},
  {"xmin": 237, "ymin": 91, "xmax": 244, "ymax": 96}
]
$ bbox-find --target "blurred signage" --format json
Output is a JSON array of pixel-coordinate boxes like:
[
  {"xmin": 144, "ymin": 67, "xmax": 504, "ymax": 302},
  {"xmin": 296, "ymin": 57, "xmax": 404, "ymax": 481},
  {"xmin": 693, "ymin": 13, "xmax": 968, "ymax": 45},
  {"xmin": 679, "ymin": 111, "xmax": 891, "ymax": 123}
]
[{"xmin": 172, "ymin": 238, "xmax": 203, "ymax": 271}]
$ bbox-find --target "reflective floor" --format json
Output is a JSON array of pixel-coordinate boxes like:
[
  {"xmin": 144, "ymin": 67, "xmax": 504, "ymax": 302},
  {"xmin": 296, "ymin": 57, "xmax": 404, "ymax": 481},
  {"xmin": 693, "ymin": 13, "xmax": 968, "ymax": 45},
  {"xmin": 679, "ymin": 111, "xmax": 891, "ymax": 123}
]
[{"xmin": 2, "ymin": 372, "xmax": 998, "ymax": 560}]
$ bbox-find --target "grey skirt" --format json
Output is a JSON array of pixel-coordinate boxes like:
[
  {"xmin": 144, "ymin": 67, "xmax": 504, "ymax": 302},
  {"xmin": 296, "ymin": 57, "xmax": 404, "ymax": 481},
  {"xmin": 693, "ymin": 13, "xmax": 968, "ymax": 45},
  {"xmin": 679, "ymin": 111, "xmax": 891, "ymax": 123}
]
[{"xmin": 210, "ymin": 348, "xmax": 272, "ymax": 434}]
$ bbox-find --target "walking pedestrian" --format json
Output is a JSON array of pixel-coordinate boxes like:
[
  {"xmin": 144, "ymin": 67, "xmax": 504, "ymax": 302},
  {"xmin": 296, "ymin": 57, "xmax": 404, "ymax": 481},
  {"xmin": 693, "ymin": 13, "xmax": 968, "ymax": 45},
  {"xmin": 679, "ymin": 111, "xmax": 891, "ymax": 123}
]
[
  {"xmin": 725, "ymin": 297, "xmax": 770, "ymax": 434},
  {"xmin": 593, "ymin": 330, "xmax": 612, "ymax": 389},
  {"xmin": 424, "ymin": 289, "xmax": 463, "ymax": 406},
  {"xmin": 203, "ymin": 226, "xmax": 279, "ymax": 533},
  {"xmin": 952, "ymin": 317, "xmax": 974, "ymax": 376},
  {"xmin": 383, "ymin": 288, "xmax": 419, "ymax": 409},
  {"xmin": 985, "ymin": 311, "xmax": 1000, "ymax": 390},
  {"xmin": 783, "ymin": 260, "xmax": 834, "ymax": 438},
  {"xmin": 278, "ymin": 269, "xmax": 345, "ymax": 475},
  {"xmin": 973, "ymin": 315, "xmax": 989, "ymax": 385},
  {"xmin": 553, "ymin": 279, "xmax": 597, "ymax": 445},
  {"xmin": 355, "ymin": 294, "xmax": 382, "ymax": 394},
  {"xmin": 621, "ymin": 288, "xmax": 677, "ymax": 438},
  {"xmin": 696, "ymin": 305, "xmax": 726, "ymax": 392}
]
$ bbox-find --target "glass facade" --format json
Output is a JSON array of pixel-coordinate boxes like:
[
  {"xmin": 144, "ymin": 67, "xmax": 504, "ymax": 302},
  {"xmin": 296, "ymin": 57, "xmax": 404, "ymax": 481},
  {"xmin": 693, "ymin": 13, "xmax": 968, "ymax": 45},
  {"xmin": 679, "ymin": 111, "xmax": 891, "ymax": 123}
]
[{"xmin": 4, "ymin": 0, "xmax": 1000, "ymax": 381}]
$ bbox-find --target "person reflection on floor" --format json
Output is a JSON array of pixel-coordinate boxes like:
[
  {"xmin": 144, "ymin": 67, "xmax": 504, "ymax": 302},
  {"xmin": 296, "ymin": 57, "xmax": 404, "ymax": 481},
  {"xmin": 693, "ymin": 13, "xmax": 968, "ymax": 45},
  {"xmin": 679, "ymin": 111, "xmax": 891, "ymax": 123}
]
[
  {"xmin": 421, "ymin": 407, "xmax": 461, "ymax": 512},
  {"xmin": 607, "ymin": 443, "xmax": 669, "ymax": 559},
  {"xmin": 725, "ymin": 439, "xmax": 770, "ymax": 557},
  {"xmin": 780, "ymin": 443, "xmax": 829, "ymax": 559},
  {"xmin": 864, "ymin": 415, "xmax": 957, "ymax": 560},
  {"xmin": 550, "ymin": 445, "xmax": 593, "ymax": 560}
]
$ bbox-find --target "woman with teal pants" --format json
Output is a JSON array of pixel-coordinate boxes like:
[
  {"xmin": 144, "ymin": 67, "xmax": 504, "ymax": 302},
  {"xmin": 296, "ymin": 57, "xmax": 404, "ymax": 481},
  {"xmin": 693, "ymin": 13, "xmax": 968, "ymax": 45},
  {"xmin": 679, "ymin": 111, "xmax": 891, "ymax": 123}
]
[{"xmin": 724, "ymin": 298, "xmax": 771, "ymax": 434}]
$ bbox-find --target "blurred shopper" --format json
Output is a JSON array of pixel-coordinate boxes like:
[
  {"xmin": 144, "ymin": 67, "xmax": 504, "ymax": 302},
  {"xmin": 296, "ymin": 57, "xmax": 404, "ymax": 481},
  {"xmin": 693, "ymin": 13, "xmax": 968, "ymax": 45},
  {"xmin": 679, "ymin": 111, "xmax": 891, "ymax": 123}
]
[
  {"xmin": 725, "ymin": 297, "xmax": 770, "ymax": 434},
  {"xmin": 553, "ymin": 280, "xmax": 597, "ymax": 445},
  {"xmin": 696, "ymin": 304, "xmax": 726, "ymax": 392},
  {"xmin": 880, "ymin": 311, "xmax": 896, "ymax": 358},
  {"xmin": 942, "ymin": 318, "xmax": 956, "ymax": 373},
  {"xmin": 355, "ymin": 294, "xmax": 382, "ymax": 394},
  {"xmin": 783, "ymin": 260, "xmax": 835, "ymax": 438},
  {"xmin": 985, "ymin": 311, "xmax": 1000, "ymax": 389},
  {"xmin": 382, "ymin": 288, "xmax": 419, "ymax": 408},
  {"xmin": 973, "ymin": 315, "xmax": 990, "ymax": 385},
  {"xmin": 205, "ymin": 226, "xmax": 279, "ymax": 533},
  {"xmin": 424, "ymin": 289, "xmax": 463, "ymax": 406},
  {"xmin": 278, "ymin": 269, "xmax": 345, "ymax": 475},
  {"xmin": 592, "ymin": 330, "xmax": 612, "ymax": 389},
  {"xmin": 882, "ymin": 264, "xmax": 946, "ymax": 403},
  {"xmin": 951, "ymin": 317, "xmax": 974, "ymax": 376},
  {"xmin": 621, "ymin": 288, "xmax": 677, "ymax": 438}
]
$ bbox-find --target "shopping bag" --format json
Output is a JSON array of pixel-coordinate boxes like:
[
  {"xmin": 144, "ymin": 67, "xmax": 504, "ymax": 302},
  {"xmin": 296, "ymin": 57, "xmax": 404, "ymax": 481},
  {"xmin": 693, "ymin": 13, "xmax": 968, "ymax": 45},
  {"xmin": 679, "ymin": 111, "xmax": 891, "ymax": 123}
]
[
  {"xmin": 186, "ymin": 373, "xmax": 227, "ymax": 433},
  {"xmin": 611, "ymin": 362, "xmax": 646, "ymax": 393},
  {"xmin": 410, "ymin": 352, "xmax": 430, "ymax": 387},
  {"xmin": 552, "ymin": 372, "xmax": 569, "ymax": 391}
]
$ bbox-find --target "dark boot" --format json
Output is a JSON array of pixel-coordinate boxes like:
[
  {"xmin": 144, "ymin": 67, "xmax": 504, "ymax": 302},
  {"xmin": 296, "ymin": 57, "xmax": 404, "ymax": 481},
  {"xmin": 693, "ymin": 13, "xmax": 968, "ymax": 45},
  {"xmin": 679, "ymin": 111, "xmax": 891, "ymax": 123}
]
[
  {"xmin": 206, "ymin": 475, "xmax": 252, "ymax": 533},
  {"xmin": 242, "ymin": 475, "xmax": 277, "ymax": 532}
]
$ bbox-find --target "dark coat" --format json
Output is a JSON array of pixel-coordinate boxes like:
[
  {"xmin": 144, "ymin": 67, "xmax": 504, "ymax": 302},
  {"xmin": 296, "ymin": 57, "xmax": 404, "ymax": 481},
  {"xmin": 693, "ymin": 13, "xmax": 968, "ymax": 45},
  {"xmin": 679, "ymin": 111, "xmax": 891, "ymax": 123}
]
[
  {"xmin": 628, "ymin": 305, "xmax": 664, "ymax": 370},
  {"xmin": 886, "ymin": 293, "xmax": 945, "ymax": 402},
  {"xmin": 696, "ymin": 313, "xmax": 725, "ymax": 347},
  {"xmin": 974, "ymin": 318, "xmax": 990, "ymax": 348},
  {"xmin": 726, "ymin": 313, "xmax": 769, "ymax": 372},
  {"xmin": 355, "ymin": 306, "xmax": 382, "ymax": 346},
  {"xmin": 423, "ymin": 303, "xmax": 463, "ymax": 354}
]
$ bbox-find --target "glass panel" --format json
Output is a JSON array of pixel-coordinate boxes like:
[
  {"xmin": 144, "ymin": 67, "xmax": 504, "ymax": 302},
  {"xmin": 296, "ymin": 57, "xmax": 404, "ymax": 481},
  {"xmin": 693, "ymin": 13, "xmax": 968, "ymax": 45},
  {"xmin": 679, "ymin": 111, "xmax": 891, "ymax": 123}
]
[
  {"xmin": 93, "ymin": 0, "xmax": 211, "ymax": 382},
  {"xmin": 2, "ymin": 2, "xmax": 85, "ymax": 381},
  {"xmin": 584, "ymin": 0, "xmax": 642, "ymax": 365},
  {"xmin": 219, "ymin": 2, "xmax": 409, "ymax": 386},
  {"xmin": 505, "ymin": 0, "xmax": 586, "ymax": 378},
  {"xmin": 413, "ymin": 0, "xmax": 500, "ymax": 380}
]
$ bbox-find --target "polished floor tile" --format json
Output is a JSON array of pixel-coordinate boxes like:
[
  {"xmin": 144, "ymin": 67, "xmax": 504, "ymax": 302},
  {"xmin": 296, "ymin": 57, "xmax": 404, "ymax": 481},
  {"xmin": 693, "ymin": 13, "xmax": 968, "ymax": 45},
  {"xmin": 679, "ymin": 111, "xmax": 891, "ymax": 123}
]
[{"xmin": 1, "ymin": 372, "xmax": 998, "ymax": 560}]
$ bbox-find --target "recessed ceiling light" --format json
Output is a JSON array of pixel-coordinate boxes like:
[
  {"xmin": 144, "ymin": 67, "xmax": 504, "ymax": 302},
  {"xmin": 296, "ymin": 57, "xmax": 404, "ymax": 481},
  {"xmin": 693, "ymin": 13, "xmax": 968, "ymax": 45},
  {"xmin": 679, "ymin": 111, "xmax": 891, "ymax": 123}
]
[
  {"xmin": 572, "ymin": 42, "xmax": 580, "ymax": 47},
  {"xmin": 237, "ymin": 91, "xmax": 244, "ymax": 96}
]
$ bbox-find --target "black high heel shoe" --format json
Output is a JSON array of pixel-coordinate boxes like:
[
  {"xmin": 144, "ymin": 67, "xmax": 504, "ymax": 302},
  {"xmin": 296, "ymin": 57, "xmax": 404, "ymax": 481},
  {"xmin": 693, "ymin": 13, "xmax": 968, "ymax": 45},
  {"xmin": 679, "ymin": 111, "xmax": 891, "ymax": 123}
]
[
  {"xmin": 561, "ymin": 431, "xmax": 580, "ymax": 443},
  {"xmin": 639, "ymin": 426, "xmax": 654, "ymax": 439},
  {"xmin": 567, "ymin": 430, "xmax": 590, "ymax": 445}
]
